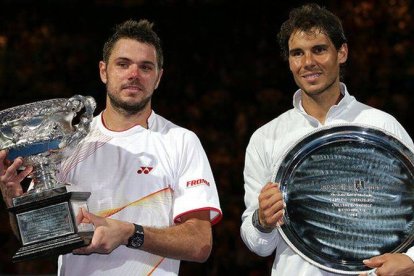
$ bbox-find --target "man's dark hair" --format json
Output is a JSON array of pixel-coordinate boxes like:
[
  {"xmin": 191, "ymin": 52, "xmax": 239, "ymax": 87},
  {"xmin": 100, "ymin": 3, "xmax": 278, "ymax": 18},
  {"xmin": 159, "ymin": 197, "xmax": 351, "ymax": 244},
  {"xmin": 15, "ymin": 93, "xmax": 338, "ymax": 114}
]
[
  {"xmin": 102, "ymin": 19, "xmax": 163, "ymax": 69},
  {"xmin": 277, "ymin": 3, "xmax": 347, "ymax": 60}
]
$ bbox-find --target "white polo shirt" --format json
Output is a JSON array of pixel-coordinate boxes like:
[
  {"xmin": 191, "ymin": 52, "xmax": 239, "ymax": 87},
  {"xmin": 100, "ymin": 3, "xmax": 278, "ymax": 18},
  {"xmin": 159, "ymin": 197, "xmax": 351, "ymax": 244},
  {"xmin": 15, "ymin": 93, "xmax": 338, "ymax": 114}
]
[{"xmin": 57, "ymin": 111, "xmax": 222, "ymax": 276}]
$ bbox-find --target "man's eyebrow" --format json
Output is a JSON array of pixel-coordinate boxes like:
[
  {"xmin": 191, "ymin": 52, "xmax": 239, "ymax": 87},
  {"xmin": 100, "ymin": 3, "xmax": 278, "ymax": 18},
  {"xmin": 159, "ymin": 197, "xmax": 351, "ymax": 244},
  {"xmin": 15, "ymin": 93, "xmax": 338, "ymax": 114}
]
[
  {"xmin": 289, "ymin": 43, "xmax": 329, "ymax": 54},
  {"xmin": 114, "ymin": 57, "xmax": 156, "ymax": 66},
  {"xmin": 312, "ymin": 43, "xmax": 329, "ymax": 48},
  {"xmin": 289, "ymin": 48, "xmax": 302, "ymax": 54},
  {"xmin": 113, "ymin": 57, "xmax": 131, "ymax": 62},
  {"xmin": 141, "ymin": 60, "xmax": 156, "ymax": 66}
]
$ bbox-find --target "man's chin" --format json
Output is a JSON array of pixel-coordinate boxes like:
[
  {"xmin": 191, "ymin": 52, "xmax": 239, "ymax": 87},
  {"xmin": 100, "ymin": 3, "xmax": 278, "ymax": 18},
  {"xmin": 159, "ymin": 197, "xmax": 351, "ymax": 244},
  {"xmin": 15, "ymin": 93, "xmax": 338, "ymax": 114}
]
[
  {"xmin": 108, "ymin": 91, "xmax": 152, "ymax": 114},
  {"xmin": 116, "ymin": 100, "xmax": 151, "ymax": 115},
  {"xmin": 300, "ymin": 82, "xmax": 334, "ymax": 96}
]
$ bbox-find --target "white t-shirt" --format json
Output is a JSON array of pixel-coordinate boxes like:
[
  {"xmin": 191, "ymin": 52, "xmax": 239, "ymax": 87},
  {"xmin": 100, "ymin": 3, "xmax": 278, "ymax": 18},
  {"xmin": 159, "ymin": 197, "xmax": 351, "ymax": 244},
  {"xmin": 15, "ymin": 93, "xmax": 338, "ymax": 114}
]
[
  {"xmin": 240, "ymin": 83, "xmax": 414, "ymax": 276},
  {"xmin": 57, "ymin": 111, "xmax": 222, "ymax": 276}
]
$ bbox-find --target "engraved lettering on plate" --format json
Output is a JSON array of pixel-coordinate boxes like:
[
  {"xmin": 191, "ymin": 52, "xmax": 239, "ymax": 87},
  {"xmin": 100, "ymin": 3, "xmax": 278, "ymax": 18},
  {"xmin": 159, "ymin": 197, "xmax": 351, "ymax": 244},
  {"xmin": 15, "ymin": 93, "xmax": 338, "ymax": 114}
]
[{"xmin": 17, "ymin": 202, "xmax": 74, "ymax": 245}]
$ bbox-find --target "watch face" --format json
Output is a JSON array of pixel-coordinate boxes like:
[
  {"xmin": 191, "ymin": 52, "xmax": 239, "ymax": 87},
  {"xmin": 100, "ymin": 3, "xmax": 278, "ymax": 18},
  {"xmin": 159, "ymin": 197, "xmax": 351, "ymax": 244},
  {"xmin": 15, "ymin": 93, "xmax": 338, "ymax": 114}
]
[
  {"xmin": 128, "ymin": 224, "xmax": 144, "ymax": 249},
  {"xmin": 130, "ymin": 234, "xmax": 144, "ymax": 248}
]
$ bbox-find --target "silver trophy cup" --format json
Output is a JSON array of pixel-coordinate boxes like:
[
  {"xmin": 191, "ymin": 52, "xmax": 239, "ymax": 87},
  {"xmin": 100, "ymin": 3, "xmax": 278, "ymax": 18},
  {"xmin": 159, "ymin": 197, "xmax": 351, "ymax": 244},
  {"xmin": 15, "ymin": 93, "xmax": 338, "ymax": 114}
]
[{"xmin": 0, "ymin": 95, "xmax": 96, "ymax": 262}]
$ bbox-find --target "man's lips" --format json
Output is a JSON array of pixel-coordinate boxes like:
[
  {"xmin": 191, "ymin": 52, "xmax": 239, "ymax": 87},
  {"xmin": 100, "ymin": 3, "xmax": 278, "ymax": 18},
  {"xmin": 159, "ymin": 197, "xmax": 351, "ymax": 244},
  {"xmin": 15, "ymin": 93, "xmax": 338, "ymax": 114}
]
[
  {"xmin": 302, "ymin": 72, "xmax": 322, "ymax": 82},
  {"xmin": 122, "ymin": 85, "xmax": 143, "ymax": 92}
]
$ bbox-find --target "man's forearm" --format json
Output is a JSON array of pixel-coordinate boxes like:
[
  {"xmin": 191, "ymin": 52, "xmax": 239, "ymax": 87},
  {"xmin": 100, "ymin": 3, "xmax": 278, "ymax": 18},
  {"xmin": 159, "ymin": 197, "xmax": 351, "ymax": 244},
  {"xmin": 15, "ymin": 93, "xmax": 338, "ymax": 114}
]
[{"xmin": 141, "ymin": 218, "xmax": 212, "ymax": 263}]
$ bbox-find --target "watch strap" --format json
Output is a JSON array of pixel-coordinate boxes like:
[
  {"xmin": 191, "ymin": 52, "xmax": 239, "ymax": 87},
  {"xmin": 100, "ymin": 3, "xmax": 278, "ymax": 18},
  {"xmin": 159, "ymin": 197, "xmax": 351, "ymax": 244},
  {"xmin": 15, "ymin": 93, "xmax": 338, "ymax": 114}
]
[
  {"xmin": 252, "ymin": 209, "xmax": 274, "ymax": 233},
  {"xmin": 127, "ymin": 223, "xmax": 144, "ymax": 249}
]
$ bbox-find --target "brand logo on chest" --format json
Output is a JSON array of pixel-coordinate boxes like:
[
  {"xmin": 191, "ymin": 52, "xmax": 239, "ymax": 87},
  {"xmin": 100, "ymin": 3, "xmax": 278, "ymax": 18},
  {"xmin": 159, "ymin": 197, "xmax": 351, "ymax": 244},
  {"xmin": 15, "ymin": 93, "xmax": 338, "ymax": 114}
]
[
  {"xmin": 136, "ymin": 152, "xmax": 157, "ymax": 175},
  {"xmin": 137, "ymin": 167, "xmax": 153, "ymax": 174}
]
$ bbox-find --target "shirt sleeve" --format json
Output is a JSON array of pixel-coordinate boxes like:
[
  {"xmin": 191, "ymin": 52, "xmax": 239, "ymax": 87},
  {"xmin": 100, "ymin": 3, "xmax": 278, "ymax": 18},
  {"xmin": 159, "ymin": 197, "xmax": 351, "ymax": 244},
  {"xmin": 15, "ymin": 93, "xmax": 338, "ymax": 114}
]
[
  {"xmin": 381, "ymin": 116, "xmax": 414, "ymax": 150},
  {"xmin": 172, "ymin": 131, "xmax": 222, "ymax": 225},
  {"xmin": 403, "ymin": 247, "xmax": 414, "ymax": 262},
  {"xmin": 240, "ymin": 130, "xmax": 279, "ymax": 257}
]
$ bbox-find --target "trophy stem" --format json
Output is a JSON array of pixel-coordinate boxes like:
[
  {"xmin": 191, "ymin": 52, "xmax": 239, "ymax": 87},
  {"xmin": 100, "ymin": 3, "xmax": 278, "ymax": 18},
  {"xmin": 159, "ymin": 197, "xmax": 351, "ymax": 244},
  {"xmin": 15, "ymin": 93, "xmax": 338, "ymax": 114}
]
[{"xmin": 31, "ymin": 163, "xmax": 61, "ymax": 192}]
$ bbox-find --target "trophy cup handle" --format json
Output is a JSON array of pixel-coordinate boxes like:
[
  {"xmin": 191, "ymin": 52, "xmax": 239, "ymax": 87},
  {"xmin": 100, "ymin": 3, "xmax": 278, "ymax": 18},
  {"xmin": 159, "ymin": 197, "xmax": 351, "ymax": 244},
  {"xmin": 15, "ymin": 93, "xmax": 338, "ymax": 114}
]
[{"xmin": 60, "ymin": 95, "xmax": 96, "ymax": 149}]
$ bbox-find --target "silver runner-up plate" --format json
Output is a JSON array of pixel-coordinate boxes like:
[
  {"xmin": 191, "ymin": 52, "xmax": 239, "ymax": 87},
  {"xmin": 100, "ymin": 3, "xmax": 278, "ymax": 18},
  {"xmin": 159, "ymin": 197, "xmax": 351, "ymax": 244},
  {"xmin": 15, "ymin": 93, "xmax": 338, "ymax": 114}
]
[{"xmin": 275, "ymin": 124, "xmax": 414, "ymax": 275}]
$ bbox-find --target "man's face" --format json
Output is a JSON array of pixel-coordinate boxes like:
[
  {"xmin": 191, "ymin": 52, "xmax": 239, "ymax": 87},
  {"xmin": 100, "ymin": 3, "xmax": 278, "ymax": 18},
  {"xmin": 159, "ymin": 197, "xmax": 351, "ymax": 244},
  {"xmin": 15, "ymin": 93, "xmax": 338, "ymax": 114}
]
[
  {"xmin": 288, "ymin": 28, "xmax": 347, "ymax": 97},
  {"xmin": 99, "ymin": 38, "xmax": 163, "ymax": 114}
]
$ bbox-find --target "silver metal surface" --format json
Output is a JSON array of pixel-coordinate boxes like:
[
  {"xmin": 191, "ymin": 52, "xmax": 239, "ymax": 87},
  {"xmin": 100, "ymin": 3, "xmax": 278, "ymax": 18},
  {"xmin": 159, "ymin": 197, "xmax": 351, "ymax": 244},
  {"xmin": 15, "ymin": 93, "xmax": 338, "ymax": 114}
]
[
  {"xmin": 17, "ymin": 202, "xmax": 74, "ymax": 245},
  {"xmin": 275, "ymin": 125, "xmax": 414, "ymax": 274},
  {"xmin": 0, "ymin": 95, "xmax": 96, "ymax": 196},
  {"xmin": 1, "ymin": 96, "xmax": 96, "ymax": 262}
]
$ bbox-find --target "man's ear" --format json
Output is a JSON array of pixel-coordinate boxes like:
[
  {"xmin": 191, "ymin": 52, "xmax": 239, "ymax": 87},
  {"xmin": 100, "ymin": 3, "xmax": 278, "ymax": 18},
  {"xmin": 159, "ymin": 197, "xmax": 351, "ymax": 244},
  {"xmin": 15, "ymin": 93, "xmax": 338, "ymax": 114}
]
[
  {"xmin": 99, "ymin": 61, "xmax": 108, "ymax": 84},
  {"xmin": 338, "ymin": 43, "xmax": 348, "ymax": 64},
  {"xmin": 154, "ymin": 68, "xmax": 164, "ymax": 90}
]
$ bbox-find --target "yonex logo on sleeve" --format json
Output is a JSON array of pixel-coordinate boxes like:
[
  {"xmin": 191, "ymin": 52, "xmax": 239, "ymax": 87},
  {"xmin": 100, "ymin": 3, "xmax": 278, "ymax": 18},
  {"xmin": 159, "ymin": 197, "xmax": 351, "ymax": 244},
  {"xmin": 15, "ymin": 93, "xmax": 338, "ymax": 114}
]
[{"xmin": 186, "ymin": 179, "xmax": 210, "ymax": 187}]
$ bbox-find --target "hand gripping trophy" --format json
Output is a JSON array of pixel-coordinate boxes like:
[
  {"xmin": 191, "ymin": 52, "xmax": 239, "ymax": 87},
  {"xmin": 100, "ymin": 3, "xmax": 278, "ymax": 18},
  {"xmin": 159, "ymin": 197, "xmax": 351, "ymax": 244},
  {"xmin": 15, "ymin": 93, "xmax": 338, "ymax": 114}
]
[{"xmin": 0, "ymin": 95, "xmax": 96, "ymax": 262}]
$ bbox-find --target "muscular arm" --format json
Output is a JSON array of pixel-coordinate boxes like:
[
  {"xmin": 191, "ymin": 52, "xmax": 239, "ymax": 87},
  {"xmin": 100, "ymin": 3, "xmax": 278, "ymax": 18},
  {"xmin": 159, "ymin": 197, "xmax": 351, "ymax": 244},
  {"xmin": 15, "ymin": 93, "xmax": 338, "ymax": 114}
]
[
  {"xmin": 140, "ymin": 211, "xmax": 212, "ymax": 262},
  {"xmin": 73, "ymin": 209, "xmax": 212, "ymax": 263}
]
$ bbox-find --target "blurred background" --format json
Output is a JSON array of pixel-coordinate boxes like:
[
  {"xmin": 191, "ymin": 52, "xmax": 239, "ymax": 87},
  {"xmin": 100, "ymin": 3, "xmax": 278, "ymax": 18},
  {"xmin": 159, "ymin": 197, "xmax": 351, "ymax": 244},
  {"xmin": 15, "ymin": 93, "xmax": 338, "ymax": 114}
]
[{"xmin": 0, "ymin": 0, "xmax": 413, "ymax": 275}]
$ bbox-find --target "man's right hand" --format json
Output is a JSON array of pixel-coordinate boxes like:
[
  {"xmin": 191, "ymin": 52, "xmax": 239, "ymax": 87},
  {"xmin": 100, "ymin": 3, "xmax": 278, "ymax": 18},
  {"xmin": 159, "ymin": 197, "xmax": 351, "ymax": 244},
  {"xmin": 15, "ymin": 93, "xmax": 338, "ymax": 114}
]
[
  {"xmin": 258, "ymin": 182, "xmax": 285, "ymax": 229},
  {"xmin": 0, "ymin": 150, "xmax": 32, "ymax": 208}
]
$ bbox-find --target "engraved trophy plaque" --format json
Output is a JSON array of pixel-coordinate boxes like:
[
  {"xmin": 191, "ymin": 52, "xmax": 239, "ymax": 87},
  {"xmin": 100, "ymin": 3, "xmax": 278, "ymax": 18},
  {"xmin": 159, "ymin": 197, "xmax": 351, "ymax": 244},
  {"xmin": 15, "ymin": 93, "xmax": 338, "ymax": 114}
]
[
  {"xmin": 275, "ymin": 125, "xmax": 414, "ymax": 275},
  {"xmin": 0, "ymin": 95, "xmax": 96, "ymax": 262}
]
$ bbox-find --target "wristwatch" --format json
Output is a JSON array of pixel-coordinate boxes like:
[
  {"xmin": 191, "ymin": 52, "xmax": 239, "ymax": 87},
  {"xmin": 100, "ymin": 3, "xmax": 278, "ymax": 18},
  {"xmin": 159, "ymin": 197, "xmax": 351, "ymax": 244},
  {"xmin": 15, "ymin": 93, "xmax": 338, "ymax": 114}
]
[
  {"xmin": 126, "ymin": 223, "xmax": 145, "ymax": 249},
  {"xmin": 252, "ymin": 209, "xmax": 274, "ymax": 233}
]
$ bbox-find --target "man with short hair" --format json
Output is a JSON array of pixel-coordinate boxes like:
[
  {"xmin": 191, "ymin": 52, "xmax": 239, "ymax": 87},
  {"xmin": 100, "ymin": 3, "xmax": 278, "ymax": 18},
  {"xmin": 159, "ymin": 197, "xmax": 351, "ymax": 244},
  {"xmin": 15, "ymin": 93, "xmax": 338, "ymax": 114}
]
[
  {"xmin": 1, "ymin": 19, "xmax": 222, "ymax": 275},
  {"xmin": 240, "ymin": 4, "xmax": 414, "ymax": 276}
]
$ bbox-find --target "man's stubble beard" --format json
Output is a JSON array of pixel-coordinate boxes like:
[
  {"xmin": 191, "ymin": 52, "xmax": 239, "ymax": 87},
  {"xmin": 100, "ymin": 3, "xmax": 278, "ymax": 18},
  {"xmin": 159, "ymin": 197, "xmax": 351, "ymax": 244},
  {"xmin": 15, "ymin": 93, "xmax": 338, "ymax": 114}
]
[
  {"xmin": 299, "ymin": 75, "xmax": 337, "ymax": 97},
  {"xmin": 107, "ymin": 89, "xmax": 152, "ymax": 116}
]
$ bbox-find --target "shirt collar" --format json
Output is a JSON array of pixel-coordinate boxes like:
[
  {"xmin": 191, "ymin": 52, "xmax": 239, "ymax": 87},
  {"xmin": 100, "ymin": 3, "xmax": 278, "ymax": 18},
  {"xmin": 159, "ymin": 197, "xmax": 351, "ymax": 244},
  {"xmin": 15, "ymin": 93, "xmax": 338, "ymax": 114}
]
[
  {"xmin": 147, "ymin": 110, "xmax": 156, "ymax": 129},
  {"xmin": 98, "ymin": 109, "xmax": 156, "ymax": 134},
  {"xmin": 292, "ymin": 82, "xmax": 352, "ymax": 113}
]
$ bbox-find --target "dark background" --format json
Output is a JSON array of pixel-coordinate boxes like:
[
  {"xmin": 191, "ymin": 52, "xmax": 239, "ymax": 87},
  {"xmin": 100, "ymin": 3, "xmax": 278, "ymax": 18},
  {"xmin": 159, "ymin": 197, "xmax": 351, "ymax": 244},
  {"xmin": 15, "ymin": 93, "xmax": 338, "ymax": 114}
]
[{"xmin": 0, "ymin": 0, "xmax": 413, "ymax": 275}]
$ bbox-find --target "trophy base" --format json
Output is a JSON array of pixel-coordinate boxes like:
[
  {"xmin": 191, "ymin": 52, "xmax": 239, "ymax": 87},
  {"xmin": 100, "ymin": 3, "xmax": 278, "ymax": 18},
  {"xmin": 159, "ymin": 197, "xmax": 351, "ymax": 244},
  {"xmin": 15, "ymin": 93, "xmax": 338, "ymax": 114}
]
[
  {"xmin": 8, "ymin": 186, "xmax": 94, "ymax": 262},
  {"xmin": 12, "ymin": 232, "xmax": 92, "ymax": 263}
]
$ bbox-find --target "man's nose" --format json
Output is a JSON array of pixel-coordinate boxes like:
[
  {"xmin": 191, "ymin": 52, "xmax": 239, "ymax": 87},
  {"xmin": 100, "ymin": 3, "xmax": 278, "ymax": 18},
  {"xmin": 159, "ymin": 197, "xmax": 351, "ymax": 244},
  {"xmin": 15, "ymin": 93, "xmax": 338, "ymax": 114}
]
[
  {"xmin": 303, "ymin": 52, "xmax": 316, "ymax": 66},
  {"xmin": 129, "ymin": 64, "xmax": 141, "ymax": 79}
]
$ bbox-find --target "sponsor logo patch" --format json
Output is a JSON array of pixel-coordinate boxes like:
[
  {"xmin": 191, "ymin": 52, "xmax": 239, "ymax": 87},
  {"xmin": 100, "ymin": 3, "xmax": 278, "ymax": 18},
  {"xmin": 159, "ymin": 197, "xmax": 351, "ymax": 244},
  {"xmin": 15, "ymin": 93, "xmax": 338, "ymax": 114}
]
[{"xmin": 186, "ymin": 178, "xmax": 210, "ymax": 188}]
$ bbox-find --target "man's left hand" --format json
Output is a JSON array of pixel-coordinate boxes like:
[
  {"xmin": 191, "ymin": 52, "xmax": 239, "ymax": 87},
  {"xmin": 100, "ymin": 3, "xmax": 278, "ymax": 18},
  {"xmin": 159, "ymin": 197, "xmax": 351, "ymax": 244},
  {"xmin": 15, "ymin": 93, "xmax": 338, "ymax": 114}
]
[
  {"xmin": 72, "ymin": 208, "xmax": 134, "ymax": 255},
  {"xmin": 359, "ymin": 253, "xmax": 414, "ymax": 276}
]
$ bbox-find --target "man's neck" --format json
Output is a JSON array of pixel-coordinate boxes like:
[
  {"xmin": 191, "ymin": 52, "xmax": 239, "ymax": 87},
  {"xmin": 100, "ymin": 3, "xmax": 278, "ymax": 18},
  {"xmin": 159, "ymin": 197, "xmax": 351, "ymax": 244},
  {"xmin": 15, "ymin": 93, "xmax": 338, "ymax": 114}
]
[
  {"xmin": 102, "ymin": 106, "xmax": 151, "ymax": 131},
  {"xmin": 301, "ymin": 86, "xmax": 343, "ymax": 124}
]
